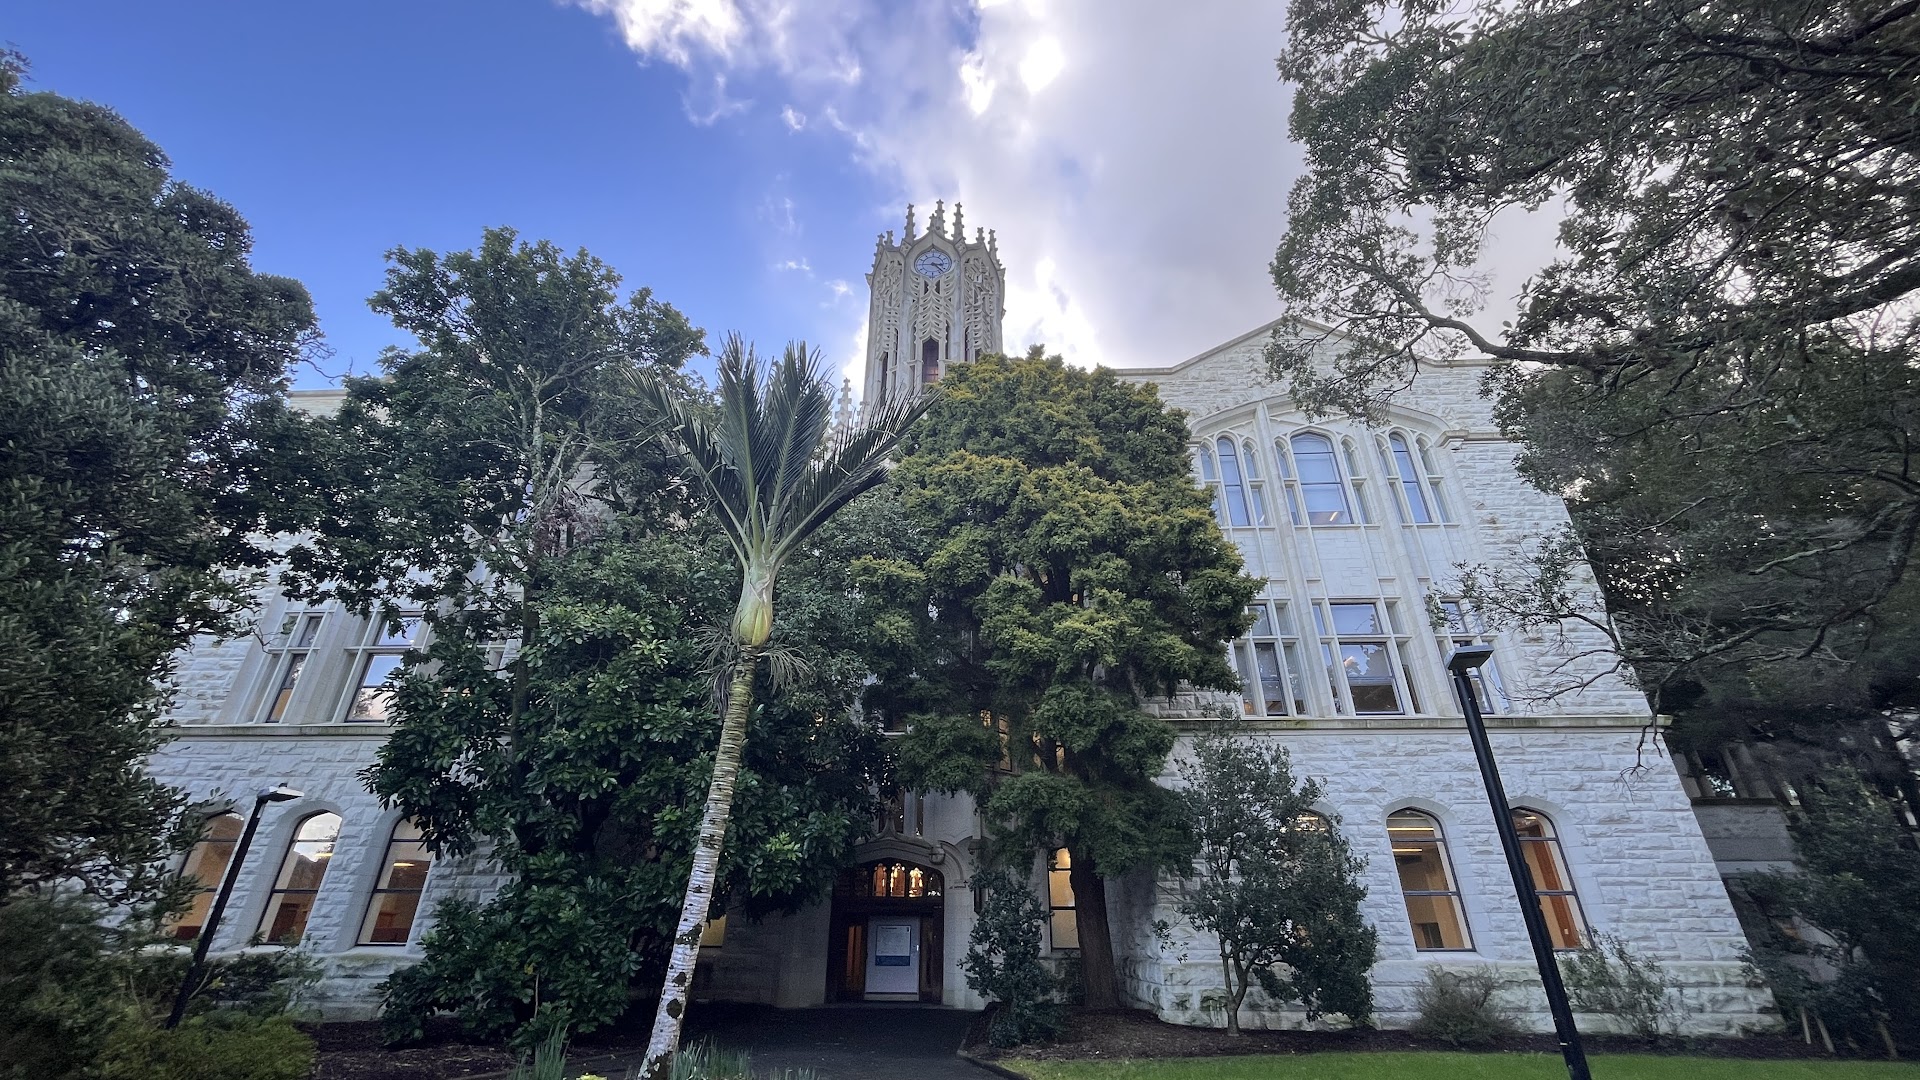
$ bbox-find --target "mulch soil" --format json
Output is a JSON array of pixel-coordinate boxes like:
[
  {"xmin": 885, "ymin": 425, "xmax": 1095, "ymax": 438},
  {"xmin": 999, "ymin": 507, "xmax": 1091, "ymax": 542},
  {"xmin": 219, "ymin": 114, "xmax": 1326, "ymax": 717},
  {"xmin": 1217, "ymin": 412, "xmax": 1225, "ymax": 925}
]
[
  {"xmin": 969, "ymin": 1007, "xmax": 1846, "ymax": 1063},
  {"xmin": 306, "ymin": 1020, "xmax": 516, "ymax": 1080}
]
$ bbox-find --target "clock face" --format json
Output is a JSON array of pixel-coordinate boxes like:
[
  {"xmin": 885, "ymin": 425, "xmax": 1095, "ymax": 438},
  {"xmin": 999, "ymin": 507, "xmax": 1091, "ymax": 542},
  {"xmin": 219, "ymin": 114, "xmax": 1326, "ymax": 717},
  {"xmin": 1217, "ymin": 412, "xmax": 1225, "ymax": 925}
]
[{"xmin": 914, "ymin": 249, "xmax": 954, "ymax": 279}]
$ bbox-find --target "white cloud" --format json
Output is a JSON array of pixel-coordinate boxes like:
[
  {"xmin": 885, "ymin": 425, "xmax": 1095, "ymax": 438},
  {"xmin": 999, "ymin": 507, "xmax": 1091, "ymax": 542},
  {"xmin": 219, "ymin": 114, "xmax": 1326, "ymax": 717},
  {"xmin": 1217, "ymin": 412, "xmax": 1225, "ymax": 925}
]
[
  {"xmin": 577, "ymin": 0, "xmax": 1502, "ymax": 391},
  {"xmin": 781, "ymin": 105, "xmax": 807, "ymax": 130}
]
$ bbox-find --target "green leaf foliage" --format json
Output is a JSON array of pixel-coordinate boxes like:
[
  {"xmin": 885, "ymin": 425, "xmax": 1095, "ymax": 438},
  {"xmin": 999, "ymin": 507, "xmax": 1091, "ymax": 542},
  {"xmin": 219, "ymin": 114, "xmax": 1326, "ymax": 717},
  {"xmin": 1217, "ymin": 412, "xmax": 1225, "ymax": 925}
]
[
  {"xmin": 1176, "ymin": 731, "xmax": 1377, "ymax": 1031},
  {"xmin": 1738, "ymin": 771, "xmax": 1920, "ymax": 1051},
  {"xmin": 963, "ymin": 867, "xmax": 1065, "ymax": 1048},
  {"xmin": 0, "ymin": 50, "xmax": 322, "ymax": 906},
  {"xmin": 875, "ymin": 350, "xmax": 1259, "ymax": 1006}
]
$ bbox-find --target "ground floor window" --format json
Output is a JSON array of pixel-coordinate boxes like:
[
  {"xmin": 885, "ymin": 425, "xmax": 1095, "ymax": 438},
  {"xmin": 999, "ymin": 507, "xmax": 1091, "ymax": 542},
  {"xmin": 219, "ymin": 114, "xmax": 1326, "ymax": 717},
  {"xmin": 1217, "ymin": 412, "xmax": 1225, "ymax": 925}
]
[
  {"xmin": 1048, "ymin": 848, "xmax": 1078, "ymax": 950},
  {"xmin": 357, "ymin": 819, "xmax": 431, "ymax": 944},
  {"xmin": 1512, "ymin": 808, "xmax": 1588, "ymax": 949},
  {"xmin": 168, "ymin": 811, "xmax": 243, "ymax": 941},
  {"xmin": 1388, "ymin": 809, "xmax": 1472, "ymax": 950},
  {"xmin": 259, "ymin": 811, "xmax": 341, "ymax": 944}
]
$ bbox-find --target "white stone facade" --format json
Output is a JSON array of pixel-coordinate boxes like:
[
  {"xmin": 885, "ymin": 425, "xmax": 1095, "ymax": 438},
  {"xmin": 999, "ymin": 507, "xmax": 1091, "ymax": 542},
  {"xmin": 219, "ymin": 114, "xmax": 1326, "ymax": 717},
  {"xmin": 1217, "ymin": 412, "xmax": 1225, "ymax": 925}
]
[{"xmin": 142, "ymin": 220, "xmax": 1771, "ymax": 1033}]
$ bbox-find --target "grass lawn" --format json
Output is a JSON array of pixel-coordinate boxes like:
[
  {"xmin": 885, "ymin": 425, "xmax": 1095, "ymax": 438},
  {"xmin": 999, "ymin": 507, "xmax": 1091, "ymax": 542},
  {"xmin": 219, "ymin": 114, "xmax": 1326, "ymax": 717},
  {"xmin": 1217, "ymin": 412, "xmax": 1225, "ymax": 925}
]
[{"xmin": 1002, "ymin": 1054, "xmax": 1920, "ymax": 1080}]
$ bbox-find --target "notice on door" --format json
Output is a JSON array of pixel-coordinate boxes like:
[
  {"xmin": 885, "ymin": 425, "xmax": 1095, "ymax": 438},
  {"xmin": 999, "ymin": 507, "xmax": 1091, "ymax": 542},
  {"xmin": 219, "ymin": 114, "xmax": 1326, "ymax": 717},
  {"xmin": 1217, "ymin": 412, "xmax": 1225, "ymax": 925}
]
[{"xmin": 874, "ymin": 922, "xmax": 913, "ymax": 966}]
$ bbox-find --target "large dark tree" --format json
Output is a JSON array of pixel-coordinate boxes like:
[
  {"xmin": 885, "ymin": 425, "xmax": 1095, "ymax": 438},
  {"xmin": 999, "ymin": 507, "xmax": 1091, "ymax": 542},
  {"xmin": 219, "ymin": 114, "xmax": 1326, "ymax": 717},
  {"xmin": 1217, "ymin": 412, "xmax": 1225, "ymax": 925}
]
[
  {"xmin": 873, "ymin": 350, "xmax": 1257, "ymax": 1008},
  {"xmin": 1267, "ymin": 0, "xmax": 1920, "ymax": 730},
  {"xmin": 287, "ymin": 233, "xmax": 897, "ymax": 1046},
  {"xmin": 0, "ymin": 52, "xmax": 321, "ymax": 906}
]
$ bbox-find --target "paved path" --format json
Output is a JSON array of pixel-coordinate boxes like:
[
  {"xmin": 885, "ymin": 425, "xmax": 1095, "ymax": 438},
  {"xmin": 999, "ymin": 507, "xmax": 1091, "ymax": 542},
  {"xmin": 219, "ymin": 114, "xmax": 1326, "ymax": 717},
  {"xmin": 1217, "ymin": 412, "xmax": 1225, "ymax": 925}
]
[{"xmin": 571, "ymin": 1005, "xmax": 993, "ymax": 1080}]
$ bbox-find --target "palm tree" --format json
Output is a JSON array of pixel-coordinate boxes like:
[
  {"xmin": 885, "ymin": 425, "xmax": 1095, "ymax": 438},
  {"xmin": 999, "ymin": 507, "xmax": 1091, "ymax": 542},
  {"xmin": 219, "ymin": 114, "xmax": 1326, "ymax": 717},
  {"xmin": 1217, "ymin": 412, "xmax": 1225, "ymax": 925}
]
[{"xmin": 628, "ymin": 335, "xmax": 932, "ymax": 1079}]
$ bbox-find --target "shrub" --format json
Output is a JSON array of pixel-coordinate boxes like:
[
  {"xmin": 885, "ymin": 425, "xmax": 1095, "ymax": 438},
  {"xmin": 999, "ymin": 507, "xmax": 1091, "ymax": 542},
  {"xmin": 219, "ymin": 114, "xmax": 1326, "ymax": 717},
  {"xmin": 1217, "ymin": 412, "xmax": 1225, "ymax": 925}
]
[
  {"xmin": 962, "ymin": 866, "xmax": 1064, "ymax": 1048},
  {"xmin": 1560, "ymin": 931, "xmax": 1683, "ymax": 1038},
  {"xmin": 96, "ymin": 1012, "xmax": 314, "ymax": 1080},
  {"xmin": 1408, "ymin": 967, "xmax": 1521, "ymax": 1046}
]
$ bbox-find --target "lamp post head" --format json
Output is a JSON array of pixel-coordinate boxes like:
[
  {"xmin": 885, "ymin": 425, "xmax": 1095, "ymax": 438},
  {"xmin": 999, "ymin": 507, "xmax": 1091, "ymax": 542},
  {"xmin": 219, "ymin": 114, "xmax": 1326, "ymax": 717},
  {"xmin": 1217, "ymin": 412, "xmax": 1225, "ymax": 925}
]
[
  {"xmin": 1446, "ymin": 644, "xmax": 1496, "ymax": 674},
  {"xmin": 259, "ymin": 786, "xmax": 305, "ymax": 803}
]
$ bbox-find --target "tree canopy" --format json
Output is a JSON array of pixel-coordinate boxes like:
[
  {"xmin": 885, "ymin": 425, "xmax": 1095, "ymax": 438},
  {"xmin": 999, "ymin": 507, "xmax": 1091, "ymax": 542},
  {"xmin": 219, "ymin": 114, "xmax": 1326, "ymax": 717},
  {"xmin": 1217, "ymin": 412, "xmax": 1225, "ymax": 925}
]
[
  {"xmin": 0, "ymin": 52, "xmax": 321, "ymax": 906},
  {"xmin": 873, "ymin": 350, "xmax": 1258, "ymax": 1008},
  {"xmin": 1268, "ymin": 0, "xmax": 1920, "ymax": 722}
]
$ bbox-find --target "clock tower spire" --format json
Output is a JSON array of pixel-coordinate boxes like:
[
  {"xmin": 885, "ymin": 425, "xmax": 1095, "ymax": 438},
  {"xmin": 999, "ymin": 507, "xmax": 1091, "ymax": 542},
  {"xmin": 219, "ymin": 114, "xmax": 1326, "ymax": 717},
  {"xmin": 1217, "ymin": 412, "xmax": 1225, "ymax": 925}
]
[{"xmin": 863, "ymin": 200, "xmax": 1004, "ymax": 405}]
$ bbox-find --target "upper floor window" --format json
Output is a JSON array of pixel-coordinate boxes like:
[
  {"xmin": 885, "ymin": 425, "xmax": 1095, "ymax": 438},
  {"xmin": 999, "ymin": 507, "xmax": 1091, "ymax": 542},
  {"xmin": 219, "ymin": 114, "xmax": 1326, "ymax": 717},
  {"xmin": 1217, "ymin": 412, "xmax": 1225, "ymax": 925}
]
[
  {"xmin": 1234, "ymin": 601, "xmax": 1308, "ymax": 717},
  {"xmin": 253, "ymin": 611, "xmax": 326, "ymax": 723},
  {"xmin": 1388, "ymin": 809, "xmax": 1473, "ymax": 950},
  {"xmin": 1280, "ymin": 432, "xmax": 1360, "ymax": 526},
  {"xmin": 358, "ymin": 819, "xmax": 432, "ymax": 945},
  {"xmin": 1317, "ymin": 601, "xmax": 1419, "ymax": 715},
  {"xmin": 1210, "ymin": 437, "xmax": 1266, "ymax": 528},
  {"xmin": 921, "ymin": 338, "xmax": 941, "ymax": 386},
  {"xmin": 167, "ymin": 811, "xmax": 243, "ymax": 941},
  {"xmin": 343, "ymin": 612, "xmax": 422, "ymax": 723},
  {"xmin": 1513, "ymin": 809, "xmax": 1588, "ymax": 949},
  {"xmin": 259, "ymin": 811, "xmax": 341, "ymax": 944},
  {"xmin": 1436, "ymin": 600, "xmax": 1509, "ymax": 715},
  {"xmin": 1383, "ymin": 432, "xmax": 1452, "ymax": 525}
]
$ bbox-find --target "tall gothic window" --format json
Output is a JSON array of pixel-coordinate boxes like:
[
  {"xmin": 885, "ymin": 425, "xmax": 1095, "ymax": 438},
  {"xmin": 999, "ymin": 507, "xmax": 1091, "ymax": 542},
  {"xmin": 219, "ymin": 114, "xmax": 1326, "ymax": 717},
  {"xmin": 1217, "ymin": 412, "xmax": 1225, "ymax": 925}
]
[
  {"xmin": 1513, "ymin": 809, "xmax": 1588, "ymax": 949},
  {"xmin": 1214, "ymin": 436, "xmax": 1264, "ymax": 527},
  {"xmin": 1286, "ymin": 432, "xmax": 1356, "ymax": 525},
  {"xmin": 259, "ymin": 812, "xmax": 341, "ymax": 944},
  {"xmin": 168, "ymin": 811, "xmax": 244, "ymax": 941},
  {"xmin": 1384, "ymin": 432, "xmax": 1451, "ymax": 524},
  {"xmin": 921, "ymin": 338, "xmax": 941, "ymax": 386},
  {"xmin": 357, "ymin": 819, "xmax": 432, "ymax": 945},
  {"xmin": 1388, "ymin": 809, "xmax": 1473, "ymax": 950},
  {"xmin": 1317, "ymin": 601, "xmax": 1418, "ymax": 715},
  {"xmin": 1234, "ymin": 601, "xmax": 1308, "ymax": 716}
]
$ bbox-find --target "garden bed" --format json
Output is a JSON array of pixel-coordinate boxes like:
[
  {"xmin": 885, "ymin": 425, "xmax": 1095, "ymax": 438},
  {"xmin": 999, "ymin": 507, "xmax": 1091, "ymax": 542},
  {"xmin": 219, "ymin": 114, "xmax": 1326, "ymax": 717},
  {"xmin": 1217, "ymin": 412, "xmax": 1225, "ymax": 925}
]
[
  {"xmin": 966, "ymin": 1007, "xmax": 1847, "ymax": 1063},
  {"xmin": 307, "ymin": 1020, "xmax": 516, "ymax": 1080}
]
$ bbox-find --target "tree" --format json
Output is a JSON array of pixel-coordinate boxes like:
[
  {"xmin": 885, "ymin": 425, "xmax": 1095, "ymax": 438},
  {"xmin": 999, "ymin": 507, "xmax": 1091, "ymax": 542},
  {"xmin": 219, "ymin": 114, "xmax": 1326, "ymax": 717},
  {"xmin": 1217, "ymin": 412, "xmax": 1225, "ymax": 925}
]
[
  {"xmin": 1176, "ymin": 730, "xmax": 1376, "ymax": 1033},
  {"xmin": 627, "ymin": 339, "xmax": 929, "ymax": 1080},
  {"xmin": 873, "ymin": 350, "xmax": 1258, "ymax": 1009},
  {"xmin": 372, "ymin": 525, "xmax": 888, "ymax": 1045},
  {"xmin": 1267, "ymin": 0, "xmax": 1920, "ymax": 698},
  {"xmin": 963, "ymin": 867, "xmax": 1065, "ymax": 1048},
  {"xmin": 0, "ymin": 51, "xmax": 322, "ymax": 907},
  {"xmin": 1740, "ymin": 770, "xmax": 1920, "ymax": 1055}
]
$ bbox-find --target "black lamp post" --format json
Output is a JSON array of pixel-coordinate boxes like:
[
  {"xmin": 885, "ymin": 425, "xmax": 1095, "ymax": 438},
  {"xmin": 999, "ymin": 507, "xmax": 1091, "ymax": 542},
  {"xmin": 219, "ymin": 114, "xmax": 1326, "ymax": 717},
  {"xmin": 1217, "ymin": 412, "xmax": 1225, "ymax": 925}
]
[
  {"xmin": 1445, "ymin": 645, "xmax": 1592, "ymax": 1080},
  {"xmin": 165, "ymin": 785, "xmax": 303, "ymax": 1029}
]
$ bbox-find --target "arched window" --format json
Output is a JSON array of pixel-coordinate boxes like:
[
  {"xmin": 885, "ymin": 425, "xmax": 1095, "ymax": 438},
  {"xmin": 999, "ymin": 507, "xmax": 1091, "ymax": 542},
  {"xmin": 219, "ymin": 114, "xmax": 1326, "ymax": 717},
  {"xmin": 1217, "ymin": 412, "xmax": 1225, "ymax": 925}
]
[
  {"xmin": 1512, "ymin": 809, "xmax": 1588, "ymax": 949},
  {"xmin": 357, "ymin": 819, "xmax": 432, "ymax": 945},
  {"xmin": 1384, "ymin": 432, "xmax": 1451, "ymax": 525},
  {"xmin": 854, "ymin": 860, "xmax": 943, "ymax": 899},
  {"xmin": 258, "ymin": 811, "xmax": 341, "ymax": 944},
  {"xmin": 1048, "ymin": 848, "xmax": 1079, "ymax": 950},
  {"xmin": 1415, "ymin": 437, "xmax": 1452, "ymax": 522},
  {"xmin": 1387, "ymin": 809, "xmax": 1472, "ymax": 950},
  {"xmin": 1215, "ymin": 437, "xmax": 1259, "ymax": 527},
  {"xmin": 1340, "ymin": 438, "xmax": 1375, "ymax": 523},
  {"xmin": 168, "ymin": 812, "xmax": 244, "ymax": 941},
  {"xmin": 921, "ymin": 338, "xmax": 941, "ymax": 386},
  {"xmin": 1289, "ymin": 433, "xmax": 1355, "ymax": 525}
]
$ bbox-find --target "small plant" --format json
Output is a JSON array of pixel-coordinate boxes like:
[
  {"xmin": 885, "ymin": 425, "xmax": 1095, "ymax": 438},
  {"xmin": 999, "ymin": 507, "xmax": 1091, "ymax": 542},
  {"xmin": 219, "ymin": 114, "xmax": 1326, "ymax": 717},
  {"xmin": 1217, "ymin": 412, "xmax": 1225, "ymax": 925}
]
[
  {"xmin": 507, "ymin": 1028, "xmax": 570, "ymax": 1080},
  {"xmin": 1408, "ymin": 967, "xmax": 1521, "ymax": 1046},
  {"xmin": 669, "ymin": 1036, "xmax": 754, "ymax": 1080},
  {"xmin": 962, "ymin": 866, "xmax": 1064, "ymax": 1048},
  {"xmin": 1560, "ymin": 931, "xmax": 1684, "ymax": 1038},
  {"xmin": 96, "ymin": 1012, "xmax": 315, "ymax": 1080}
]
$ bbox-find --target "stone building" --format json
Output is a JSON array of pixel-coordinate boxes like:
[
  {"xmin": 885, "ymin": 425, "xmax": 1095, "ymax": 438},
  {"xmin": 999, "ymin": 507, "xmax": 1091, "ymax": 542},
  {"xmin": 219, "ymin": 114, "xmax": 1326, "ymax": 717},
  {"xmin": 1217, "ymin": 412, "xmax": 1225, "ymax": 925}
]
[{"xmin": 149, "ymin": 205, "xmax": 1772, "ymax": 1031}]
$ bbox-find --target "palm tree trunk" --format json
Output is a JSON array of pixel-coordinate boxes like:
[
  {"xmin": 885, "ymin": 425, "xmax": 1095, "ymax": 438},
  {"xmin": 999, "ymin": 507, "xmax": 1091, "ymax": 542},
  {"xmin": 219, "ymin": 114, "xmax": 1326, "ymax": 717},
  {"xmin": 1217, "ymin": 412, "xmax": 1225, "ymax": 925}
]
[{"xmin": 640, "ymin": 646, "xmax": 760, "ymax": 1080}]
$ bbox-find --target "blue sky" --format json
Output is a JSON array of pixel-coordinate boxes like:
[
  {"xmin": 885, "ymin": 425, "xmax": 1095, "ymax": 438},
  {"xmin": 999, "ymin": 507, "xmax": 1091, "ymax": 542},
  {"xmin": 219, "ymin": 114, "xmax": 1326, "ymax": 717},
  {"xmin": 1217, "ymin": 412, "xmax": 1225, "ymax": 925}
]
[{"xmin": 8, "ymin": 1, "xmax": 1310, "ymax": 391}]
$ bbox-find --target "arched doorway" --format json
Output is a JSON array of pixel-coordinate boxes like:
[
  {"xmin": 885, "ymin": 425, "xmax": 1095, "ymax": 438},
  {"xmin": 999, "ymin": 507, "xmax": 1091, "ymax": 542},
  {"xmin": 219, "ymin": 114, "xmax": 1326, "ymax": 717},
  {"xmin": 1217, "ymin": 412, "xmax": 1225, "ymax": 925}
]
[{"xmin": 827, "ymin": 858, "xmax": 945, "ymax": 1002}]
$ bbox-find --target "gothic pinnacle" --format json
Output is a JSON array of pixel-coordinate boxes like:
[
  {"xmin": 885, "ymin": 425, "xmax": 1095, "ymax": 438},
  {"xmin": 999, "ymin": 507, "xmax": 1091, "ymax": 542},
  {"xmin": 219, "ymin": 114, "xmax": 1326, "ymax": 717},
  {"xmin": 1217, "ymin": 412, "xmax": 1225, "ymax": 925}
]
[
  {"xmin": 904, "ymin": 204, "xmax": 916, "ymax": 241},
  {"xmin": 930, "ymin": 199, "xmax": 946, "ymax": 237},
  {"xmin": 952, "ymin": 202, "xmax": 965, "ymax": 238}
]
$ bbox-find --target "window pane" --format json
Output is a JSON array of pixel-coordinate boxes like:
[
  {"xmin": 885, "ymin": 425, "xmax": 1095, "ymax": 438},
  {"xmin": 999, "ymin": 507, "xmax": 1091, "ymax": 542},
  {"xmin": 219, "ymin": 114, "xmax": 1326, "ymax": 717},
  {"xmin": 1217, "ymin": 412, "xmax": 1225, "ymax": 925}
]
[
  {"xmin": 261, "ymin": 813, "xmax": 340, "ymax": 944},
  {"xmin": 360, "ymin": 891, "xmax": 422, "ymax": 944},
  {"xmin": 1340, "ymin": 644, "xmax": 1402, "ymax": 713},
  {"xmin": 1217, "ymin": 439, "xmax": 1252, "ymax": 527},
  {"xmin": 380, "ymin": 843, "xmax": 432, "ymax": 892},
  {"xmin": 1329, "ymin": 603, "xmax": 1382, "ymax": 635},
  {"xmin": 1249, "ymin": 605, "xmax": 1275, "ymax": 638},
  {"xmin": 1391, "ymin": 434, "xmax": 1433, "ymax": 523},
  {"xmin": 1234, "ymin": 645, "xmax": 1260, "ymax": 715},
  {"xmin": 348, "ymin": 654, "xmax": 406, "ymax": 722},
  {"xmin": 1240, "ymin": 440, "xmax": 1261, "ymax": 480},
  {"xmin": 1282, "ymin": 642, "xmax": 1310, "ymax": 714},
  {"xmin": 262, "ymin": 892, "xmax": 319, "ymax": 944},
  {"xmin": 1302, "ymin": 483, "xmax": 1351, "ymax": 524},
  {"xmin": 1291, "ymin": 434, "xmax": 1340, "ymax": 482},
  {"xmin": 1540, "ymin": 893, "xmax": 1586, "ymax": 949},
  {"xmin": 1391, "ymin": 840, "xmax": 1454, "ymax": 893},
  {"xmin": 1048, "ymin": 869, "xmax": 1075, "ymax": 908},
  {"xmin": 1253, "ymin": 643, "xmax": 1288, "ymax": 715},
  {"xmin": 291, "ymin": 614, "xmax": 323, "ymax": 649},
  {"xmin": 1404, "ymin": 892, "xmax": 1471, "ymax": 950},
  {"xmin": 375, "ymin": 615, "xmax": 420, "ymax": 648},
  {"xmin": 1050, "ymin": 909, "xmax": 1079, "ymax": 950},
  {"xmin": 1196, "ymin": 446, "xmax": 1218, "ymax": 482}
]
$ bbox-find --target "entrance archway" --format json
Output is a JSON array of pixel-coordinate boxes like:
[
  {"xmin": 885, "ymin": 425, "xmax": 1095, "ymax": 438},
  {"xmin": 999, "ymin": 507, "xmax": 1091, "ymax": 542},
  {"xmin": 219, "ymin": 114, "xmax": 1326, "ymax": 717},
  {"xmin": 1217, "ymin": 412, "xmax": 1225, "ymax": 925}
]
[{"xmin": 826, "ymin": 858, "xmax": 945, "ymax": 1003}]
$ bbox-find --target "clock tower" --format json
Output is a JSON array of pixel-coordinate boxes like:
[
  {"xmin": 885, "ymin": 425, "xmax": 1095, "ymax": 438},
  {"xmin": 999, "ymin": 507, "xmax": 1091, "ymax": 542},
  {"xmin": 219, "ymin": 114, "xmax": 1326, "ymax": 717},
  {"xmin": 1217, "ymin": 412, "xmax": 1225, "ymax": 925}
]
[{"xmin": 863, "ymin": 200, "xmax": 1005, "ymax": 405}]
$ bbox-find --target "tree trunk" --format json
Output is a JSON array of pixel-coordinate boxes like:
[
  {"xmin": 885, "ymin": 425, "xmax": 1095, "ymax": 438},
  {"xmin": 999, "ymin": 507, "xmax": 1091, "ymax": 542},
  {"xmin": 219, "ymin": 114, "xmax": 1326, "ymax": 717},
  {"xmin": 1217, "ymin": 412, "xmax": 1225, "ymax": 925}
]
[
  {"xmin": 1069, "ymin": 851, "xmax": 1120, "ymax": 1009},
  {"xmin": 639, "ymin": 647, "xmax": 759, "ymax": 1080},
  {"xmin": 1221, "ymin": 949, "xmax": 1243, "ymax": 1036}
]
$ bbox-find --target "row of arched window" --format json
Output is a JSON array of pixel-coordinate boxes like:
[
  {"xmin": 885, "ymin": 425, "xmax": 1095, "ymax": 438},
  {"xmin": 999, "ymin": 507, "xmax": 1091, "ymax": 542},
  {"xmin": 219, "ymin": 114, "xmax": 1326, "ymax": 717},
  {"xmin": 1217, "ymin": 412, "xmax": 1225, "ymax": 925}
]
[
  {"xmin": 168, "ymin": 811, "xmax": 431, "ymax": 948},
  {"xmin": 1196, "ymin": 431, "xmax": 1451, "ymax": 530},
  {"xmin": 1387, "ymin": 806, "xmax": 1586, "ymax": 950}
]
